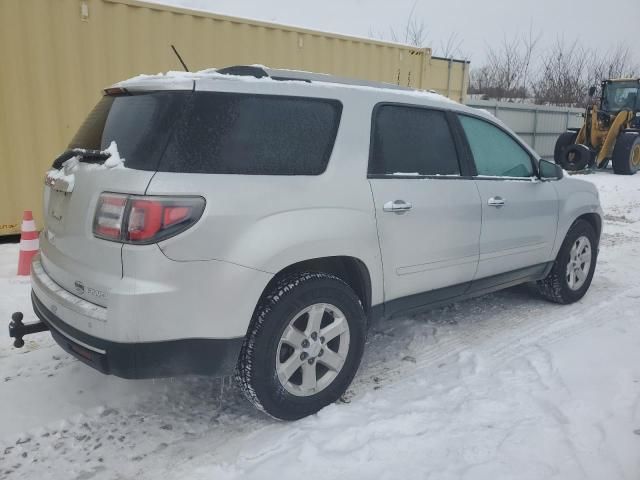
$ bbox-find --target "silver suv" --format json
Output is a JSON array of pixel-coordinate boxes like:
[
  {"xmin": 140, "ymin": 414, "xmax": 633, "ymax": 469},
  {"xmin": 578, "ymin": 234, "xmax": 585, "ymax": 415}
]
[{"xmin": 23, "ymin": 66, "xmax": 602, "ymax": 420}]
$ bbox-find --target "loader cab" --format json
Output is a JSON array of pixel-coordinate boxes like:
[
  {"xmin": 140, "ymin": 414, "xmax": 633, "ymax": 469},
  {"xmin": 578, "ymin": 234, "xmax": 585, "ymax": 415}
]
[{"xmin": 600, "ymin": 79, "xmax": 640, "ymax": 115}]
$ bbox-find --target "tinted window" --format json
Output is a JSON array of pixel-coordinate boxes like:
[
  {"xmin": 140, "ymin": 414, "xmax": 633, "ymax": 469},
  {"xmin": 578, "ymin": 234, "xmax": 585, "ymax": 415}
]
[
  {"xmin": 369, "ymin": 105, "xmax": 460, "ymax": 176},
  {"xmin": 69, "ymin": 92, "xmax": 188, "ymax": 171},
  {"xmin": 68, "ymin": 95, "xmax": 114, "ymax": 151},
  {"xmin": 459, "ymin": 115, "xmax": 534, "ymax": 177},
  {"xmin": 68, "ymin": 92, "xmax": 341, "ymax": 175},
  {"xmin": 162, "ymin": 93, "xmax": 342, "ymax": 175}
]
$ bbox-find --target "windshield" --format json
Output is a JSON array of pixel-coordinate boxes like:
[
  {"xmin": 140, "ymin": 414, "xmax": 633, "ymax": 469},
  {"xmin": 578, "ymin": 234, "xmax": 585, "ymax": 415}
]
[{"xmin": 602, "ymin": 81, "xmax": 639, "ymax": 112}]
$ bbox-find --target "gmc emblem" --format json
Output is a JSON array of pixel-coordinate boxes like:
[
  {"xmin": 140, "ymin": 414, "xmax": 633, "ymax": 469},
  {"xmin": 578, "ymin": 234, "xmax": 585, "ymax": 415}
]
[{"xmin": 74, "ymin": 281, "xmax": 85, "ymax": 296}]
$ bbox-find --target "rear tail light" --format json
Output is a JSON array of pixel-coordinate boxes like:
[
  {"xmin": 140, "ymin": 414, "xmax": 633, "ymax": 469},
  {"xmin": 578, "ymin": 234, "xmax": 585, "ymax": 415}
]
[
  {"xmin": 93, "ymin": 193, "xmax": 205, "ymax": 244},
  {"xmin": 94, "ymin": 194, "xmax": 127, "ymax": 240}
]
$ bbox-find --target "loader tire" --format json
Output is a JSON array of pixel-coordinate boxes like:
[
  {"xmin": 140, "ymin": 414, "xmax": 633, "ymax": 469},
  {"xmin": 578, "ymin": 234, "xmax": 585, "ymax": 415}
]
[
  {"xmin": 559, "ymin": 144, "xmax": 592, "ymax": 172},
  {"xmin": 612, "ymin": 132, "xmax": 640, "ymax": 175},
  {"xmin": 554, "ymin": 131, "xmax": 577, "ymax": 164}
]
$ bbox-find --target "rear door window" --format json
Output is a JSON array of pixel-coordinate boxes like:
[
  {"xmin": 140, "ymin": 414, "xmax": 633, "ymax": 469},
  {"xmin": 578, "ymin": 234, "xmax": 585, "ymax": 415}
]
[
  {"xmin": 369, "ymin": 105, "xmax": 461, "ymax": 176},
  {"xmin": 162, "ymin": 93, "xmax": 342, "ymax": 175}
]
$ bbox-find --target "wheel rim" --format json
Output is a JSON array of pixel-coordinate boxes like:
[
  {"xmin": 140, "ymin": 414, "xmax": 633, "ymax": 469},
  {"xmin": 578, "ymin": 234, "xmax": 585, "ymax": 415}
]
[
  {"xmin": 563, "ymin": 149, "xmax": 579, "ymax": 170},
  {"xmin": 566, "ymin": 235, "xmax": 592, "ymax": 291},
  {"xmin": 631, "ymin": 144, "xmax": 640, "ymax": 169},
  {"xmin": 276, "ymin": 303, "xmax": 350, "ymax": 397}
]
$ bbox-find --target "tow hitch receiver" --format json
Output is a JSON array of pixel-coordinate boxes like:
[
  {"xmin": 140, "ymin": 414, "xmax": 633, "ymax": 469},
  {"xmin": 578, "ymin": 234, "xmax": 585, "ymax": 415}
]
[{"xmin": 9, "ymin": 312, "xmax": 49, "ymax": 348}]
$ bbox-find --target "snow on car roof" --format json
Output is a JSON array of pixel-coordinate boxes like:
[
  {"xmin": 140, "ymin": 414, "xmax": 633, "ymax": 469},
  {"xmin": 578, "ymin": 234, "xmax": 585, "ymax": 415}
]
[{"xmin": 114, "ymin": 65, "xmax": 458, "ymax": 105}]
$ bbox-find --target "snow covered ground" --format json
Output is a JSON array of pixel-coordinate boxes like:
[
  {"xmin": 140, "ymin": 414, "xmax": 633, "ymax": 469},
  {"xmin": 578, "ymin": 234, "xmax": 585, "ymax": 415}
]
[{"xmin": 1, "ymin": 171, "xmax": 640, "ymax": 479}]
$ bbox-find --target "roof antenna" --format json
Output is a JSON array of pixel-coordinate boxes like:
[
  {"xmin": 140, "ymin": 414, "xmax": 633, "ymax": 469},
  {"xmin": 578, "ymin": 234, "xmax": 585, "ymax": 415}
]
[{"xmin": 171, "ymin": 44, "xmax": 189, "ymax": 72}]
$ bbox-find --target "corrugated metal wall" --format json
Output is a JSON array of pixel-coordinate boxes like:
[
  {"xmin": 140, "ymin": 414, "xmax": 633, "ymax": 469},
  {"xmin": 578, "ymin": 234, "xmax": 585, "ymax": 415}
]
[
  {"xmin": 0, "ymin": 0, "xmax": 469, "ymax": 235},
  {"xmin": 465, "ymin": 99, "xmax": 584, "ymax": 160}
]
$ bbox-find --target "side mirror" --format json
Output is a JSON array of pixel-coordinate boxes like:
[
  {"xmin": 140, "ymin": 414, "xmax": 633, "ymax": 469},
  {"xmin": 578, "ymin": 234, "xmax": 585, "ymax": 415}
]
[
  {"xmin": 539, "ymin": 159, "xmax": 563, "ymax": 180},
  {"xmin": 588, "ymin": 86, "xmax": 597, "ymax": 97}
]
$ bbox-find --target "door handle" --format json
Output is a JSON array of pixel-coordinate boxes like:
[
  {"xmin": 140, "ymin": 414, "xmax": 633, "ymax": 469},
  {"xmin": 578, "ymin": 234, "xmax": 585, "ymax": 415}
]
[
  {"xmin": 488, "ymin": 196, "xmax": 506, "ymax": 207},
  {"xmin": 383, "ymin": 200, "xmax": 413, "ymax": 213}
]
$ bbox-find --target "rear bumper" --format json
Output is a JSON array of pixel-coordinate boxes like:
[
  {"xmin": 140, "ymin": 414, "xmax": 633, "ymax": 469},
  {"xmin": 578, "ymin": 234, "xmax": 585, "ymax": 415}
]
[{"xmin": 32, "ymin": 291, "xmax": 244, "ymax": 379}]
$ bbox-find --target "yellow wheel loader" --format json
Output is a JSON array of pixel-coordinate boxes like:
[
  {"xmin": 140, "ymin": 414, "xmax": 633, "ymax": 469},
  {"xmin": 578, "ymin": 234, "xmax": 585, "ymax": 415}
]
[{"xmin": 555, "ymin": 78, "xmax": 640, "ymax": 175}]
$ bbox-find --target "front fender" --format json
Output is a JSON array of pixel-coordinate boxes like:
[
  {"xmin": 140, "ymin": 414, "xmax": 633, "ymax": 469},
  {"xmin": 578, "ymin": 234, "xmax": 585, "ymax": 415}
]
[{"xmin": 553, "ymin": 184, "xmax": 602, "ymax": 257}]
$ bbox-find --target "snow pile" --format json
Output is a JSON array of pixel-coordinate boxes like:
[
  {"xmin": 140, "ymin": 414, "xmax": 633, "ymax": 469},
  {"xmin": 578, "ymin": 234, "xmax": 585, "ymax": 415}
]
[
  {"xmin": 1, "ymin": 172, "xmax": 640, "ymax": 479},
  {"xmin": 44, "ymin": 159, "xmax": 78, "ymax": 192},
  {"xmin": 102, "ymin": 141, "xmax": 126, "ymax": 169}
]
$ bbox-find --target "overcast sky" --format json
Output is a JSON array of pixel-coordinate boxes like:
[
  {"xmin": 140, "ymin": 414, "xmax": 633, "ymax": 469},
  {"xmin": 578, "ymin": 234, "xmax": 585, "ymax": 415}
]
[{"xmin": 146, "ymin": 0, "xmax": 639, "ymax": 67}]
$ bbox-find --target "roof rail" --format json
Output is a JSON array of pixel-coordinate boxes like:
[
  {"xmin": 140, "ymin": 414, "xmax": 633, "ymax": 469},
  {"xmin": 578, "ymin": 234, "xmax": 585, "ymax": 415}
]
[{"xmin": 216, "ymin": 65, "xmax": 414, "ymax": 91}]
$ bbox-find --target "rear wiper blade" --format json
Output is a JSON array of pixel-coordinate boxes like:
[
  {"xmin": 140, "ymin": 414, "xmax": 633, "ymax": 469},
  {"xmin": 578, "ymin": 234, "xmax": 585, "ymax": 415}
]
[{"xmin": 52, "ymin": 149, "xmax": 111, "ymax": 170}]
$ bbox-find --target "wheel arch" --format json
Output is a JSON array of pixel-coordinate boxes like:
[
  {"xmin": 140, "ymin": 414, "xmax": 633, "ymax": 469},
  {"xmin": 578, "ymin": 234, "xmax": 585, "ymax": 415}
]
[
  {"xmin": 576, "ymin": 212, "xmax": 602, "ymax": 242},
  {"xmin": 258, "ymin": 256, "xmax": 373, "ymax": 317}
]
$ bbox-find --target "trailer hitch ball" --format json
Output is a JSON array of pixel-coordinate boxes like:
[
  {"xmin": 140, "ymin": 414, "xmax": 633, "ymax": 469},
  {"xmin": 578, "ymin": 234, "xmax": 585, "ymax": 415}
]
[
  {"xmin": 9, "ymin": 311, "xmax": 49, "ymax": 348},
  {"xmin": 10, "ymin": 312, "xmax": 25, "ymax": 348}
]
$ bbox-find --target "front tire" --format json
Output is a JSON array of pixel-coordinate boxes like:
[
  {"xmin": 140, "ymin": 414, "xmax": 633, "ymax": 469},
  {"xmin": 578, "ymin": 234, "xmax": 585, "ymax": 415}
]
[
  {"xmin": 236, "ymin": 272, "xmax": 366, "ymax": 420},
  {"xmin": 612, "ymin": 132, "xmax": 640, "ymax": 175},
  {"xmin": 537, "ymin": 219, "xmax": 598, "ymax": 304}
]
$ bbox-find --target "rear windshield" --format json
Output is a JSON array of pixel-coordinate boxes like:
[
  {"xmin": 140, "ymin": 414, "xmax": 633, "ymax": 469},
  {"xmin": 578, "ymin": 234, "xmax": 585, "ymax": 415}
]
[
  {"xmin": 68, "ymin": 92, "xmax": 187, "ymax": 171},
  {"xmin": 69, "ymin": 91, "xmax": 342, "ymax": 175}
]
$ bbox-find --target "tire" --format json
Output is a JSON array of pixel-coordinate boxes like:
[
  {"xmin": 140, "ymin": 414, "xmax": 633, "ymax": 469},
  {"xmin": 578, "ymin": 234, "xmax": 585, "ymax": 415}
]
[
  {"xmin": 554, "ymin": 131, "xmax": 577, "ymax": 164},
  {"xmin": 559, "ymin": 144, "xmax": 593, "ymax": 171},
  {"xmin": 236, "ymin": 272, "xmax": 367, "ymax": 420},
  {"xmin": 612, "ymin": 132, "xmax": 640, "ymax": 175},
  {"xmin": 537, "ymin": 219, "xmax": 598, "ymax": 304}
]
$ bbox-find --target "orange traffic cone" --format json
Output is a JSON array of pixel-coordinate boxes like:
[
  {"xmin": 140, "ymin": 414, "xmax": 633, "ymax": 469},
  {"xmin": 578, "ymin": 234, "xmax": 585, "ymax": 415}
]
[{"xmin": 17, "ymin": 211, "xmax": 39, "ymax": 276}]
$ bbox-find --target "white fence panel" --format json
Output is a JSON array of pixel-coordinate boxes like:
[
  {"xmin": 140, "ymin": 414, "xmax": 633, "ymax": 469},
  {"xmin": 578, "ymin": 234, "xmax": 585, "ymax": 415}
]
[{"xmin": 465, "ymin": 99, "xmax": 583, "ymax": 160}]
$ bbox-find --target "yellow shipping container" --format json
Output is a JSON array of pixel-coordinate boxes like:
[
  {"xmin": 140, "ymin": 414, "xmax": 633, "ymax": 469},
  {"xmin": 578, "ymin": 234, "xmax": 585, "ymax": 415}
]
[{"xmin": 0, "ymin": 0, "xmax": 469, "ymax": 235}]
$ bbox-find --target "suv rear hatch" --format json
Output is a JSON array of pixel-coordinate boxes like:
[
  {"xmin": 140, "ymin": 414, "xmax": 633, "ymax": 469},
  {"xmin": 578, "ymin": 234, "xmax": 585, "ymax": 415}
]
[
  {"xmin": 43, "ymin": 84, "xmax": 343, "ymax": 304},
  {"xmin": 42, "ymin": 90, "xmax": 189, "ymax": 306}
]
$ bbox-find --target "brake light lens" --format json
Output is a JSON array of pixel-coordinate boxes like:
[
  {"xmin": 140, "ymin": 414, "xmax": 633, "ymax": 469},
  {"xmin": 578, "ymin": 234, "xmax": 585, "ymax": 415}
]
[
  {"xmin": 94, "ymin": 194, "xmax": 127, "ymax": 240},
  {"xmin": 93, "ymin": 194, "xmax": 205, "ymax": 244}
]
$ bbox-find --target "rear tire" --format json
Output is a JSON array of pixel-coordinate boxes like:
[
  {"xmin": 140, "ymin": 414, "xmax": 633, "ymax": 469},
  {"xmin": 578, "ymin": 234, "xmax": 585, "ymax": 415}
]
[
  {"xmin": 236, "ymin": 272, "xmax": 366, "ymax": 420},
  {"xmin": 537, "ymin": 219, "xmax": 598, "ymax": 304},
  {"xmin": 612, "ymin": 132, "xmax": 640, "ymax": 175}
]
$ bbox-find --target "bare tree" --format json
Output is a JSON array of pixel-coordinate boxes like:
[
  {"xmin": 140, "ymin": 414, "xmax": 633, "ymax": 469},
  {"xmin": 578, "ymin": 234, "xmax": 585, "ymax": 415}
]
[
  {"xmin": 438, "ymin": 32, "xmax": 466, "ymax": 59},
  {"xmin": 531, "ymin": 40, "xmax": 638, "ymax": 106},
  {"xmin": 387, "ymin": 1, "xmax": 429, "ymax": 47},
  {"xmin": 520, "ymin": 24, "xmax": 541, "ymax": 97},
  {"xmin": 469, "ymin": 29, "xmax": 540, "ymax": 101},
  {"xmin": 369, "ymin": 2, "xmax": 470, "ymax": 59},
  {"xmin": 532, "ymin": 39, "xmax": 589, "ymax": 106},
  {"xmin": 586, "ymin": 44, "xmax": 638, "ymax": 88}
]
